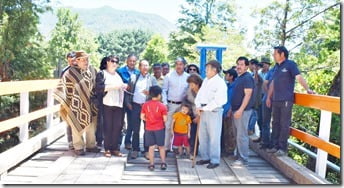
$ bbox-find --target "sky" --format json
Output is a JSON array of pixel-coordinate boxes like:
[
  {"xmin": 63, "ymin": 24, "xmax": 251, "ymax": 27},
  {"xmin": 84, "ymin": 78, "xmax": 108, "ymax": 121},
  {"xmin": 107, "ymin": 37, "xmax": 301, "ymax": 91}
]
[{"xmin": 52, "ymin": 0, "xmax": 276, "ymax": 53}]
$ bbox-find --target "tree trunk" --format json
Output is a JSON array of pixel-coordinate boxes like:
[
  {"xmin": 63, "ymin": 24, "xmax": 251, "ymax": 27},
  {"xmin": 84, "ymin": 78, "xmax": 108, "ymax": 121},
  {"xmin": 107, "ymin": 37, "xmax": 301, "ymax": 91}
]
[
  {"xmin": 328, "ymin": 70, "xmax": 340, "ymax": 97},
  {"xmin": 281, "ymin": 0, "xmax": 290, "ymax": 46}
]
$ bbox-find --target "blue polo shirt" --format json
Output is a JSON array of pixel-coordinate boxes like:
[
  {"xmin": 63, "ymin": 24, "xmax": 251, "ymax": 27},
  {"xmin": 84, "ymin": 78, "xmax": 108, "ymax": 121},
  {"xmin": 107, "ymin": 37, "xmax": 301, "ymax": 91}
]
[
  {"xmin": 272, "ymin": 60, "xmax": 300, "ymax": 102},
  {"xmin": 262, "ymin": 66, "xmax": 276, "ymax": 101},
  {"xmin": 231, "ymin": 72, "xmax": 254, "ymax": 112},
  {"xmin": 117, "ymin": 66, "xmax": 140, "ymax": 83},
  {"xmin": 223, "ymin": 81, "xmax": 236, "ymax": 116}
]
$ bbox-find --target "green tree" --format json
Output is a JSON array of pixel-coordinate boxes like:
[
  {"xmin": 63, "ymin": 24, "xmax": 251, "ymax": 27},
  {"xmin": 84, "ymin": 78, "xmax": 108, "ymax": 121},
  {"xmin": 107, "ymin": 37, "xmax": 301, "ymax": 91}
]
[
  {"xmin": 141, "ymin": 34, "xmax": 168, "ymax": 65},
  {"xmin": 168, "ymin": 0, "xmax": 236, "ymax": 60},
  {"xmin": 48, "ymin": 8, "xmax": 100, "ymax": 75},
  {"xmin": 0, "ymin": 0, "xmax": 50, "ymax": 81},
  {"xmin": 97, "ymin": 29, "xmax": 152, "ymax": 62},
  {"xmin": 252, "ymin": 0, "xmax": 339, "ymax": 55}
]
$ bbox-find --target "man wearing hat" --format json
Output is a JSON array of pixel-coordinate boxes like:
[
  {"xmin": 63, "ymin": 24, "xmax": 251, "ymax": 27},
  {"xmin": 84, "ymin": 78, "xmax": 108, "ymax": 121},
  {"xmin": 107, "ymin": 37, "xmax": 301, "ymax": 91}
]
[
  {"xmin": 221, "ymin": 68, "xmax": 238, "ymax": 156},
  {"xmin": 259, "ymin": 57, "xmax": 271, "ymax": 80},
  {"xmin": 54, "ymin": 50, "xmax": 100, "ymax": 156}
]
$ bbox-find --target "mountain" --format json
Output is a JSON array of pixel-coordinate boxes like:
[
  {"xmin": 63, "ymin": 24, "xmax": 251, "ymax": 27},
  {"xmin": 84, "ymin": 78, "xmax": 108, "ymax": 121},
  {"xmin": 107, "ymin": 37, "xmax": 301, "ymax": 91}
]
[{"xmin": 38, "ymin": 6, "xmax": 177, "ymax": 38}]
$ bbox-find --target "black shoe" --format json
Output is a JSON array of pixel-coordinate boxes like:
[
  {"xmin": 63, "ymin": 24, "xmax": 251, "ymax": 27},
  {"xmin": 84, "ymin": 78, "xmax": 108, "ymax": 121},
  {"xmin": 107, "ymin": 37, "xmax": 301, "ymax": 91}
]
[
  {"xmin": 196, "ymin": 160, "xmax": 210, "ymax": 165},
  {"xmin": 207, "ymin": 163, "xmax": 219, "ymax": 169},
  {"xmin": 252, "ymin": 137, "xmax": 261, "ymax": 142}
]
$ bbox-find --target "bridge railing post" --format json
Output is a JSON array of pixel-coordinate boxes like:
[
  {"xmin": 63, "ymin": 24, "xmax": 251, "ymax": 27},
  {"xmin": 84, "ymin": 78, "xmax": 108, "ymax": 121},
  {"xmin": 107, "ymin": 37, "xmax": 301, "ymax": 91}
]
[
  {"xmin": 46, "ymin": 89, "xmax": 54, "ymax": 129},
  {"xmin": 315, "ymin": 110, "xmax": 332, "ymax": 178},
  {"xmin": 19, "ymin": 92, "xmax": 29, "ymax": 142}
]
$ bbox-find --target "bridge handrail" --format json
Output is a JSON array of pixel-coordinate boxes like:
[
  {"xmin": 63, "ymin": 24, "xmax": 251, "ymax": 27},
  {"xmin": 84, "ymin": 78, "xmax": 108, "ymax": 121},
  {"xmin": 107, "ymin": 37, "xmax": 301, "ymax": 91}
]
[
  {"xmin": 290, "ymin": 92, "xmax": 340, "ymax": 178},
  {"xmin": 0, "ymin": 79, "xmax": 60, "ymax": 140}
]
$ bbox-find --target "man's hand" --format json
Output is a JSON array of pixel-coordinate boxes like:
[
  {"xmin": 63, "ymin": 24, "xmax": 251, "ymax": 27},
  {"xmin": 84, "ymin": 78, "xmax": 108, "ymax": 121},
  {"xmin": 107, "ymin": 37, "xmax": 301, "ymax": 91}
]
[
  {"xmin": 226, "ymin": 109, "xmax": 232, "ymax": 118},
  {"xmin": 193, "ymin": 116, "xmax": 200, "ymax": 124},
  {"xmin": 127, "ymin": 104, "xmax": 133, "ymax": 110},
  {"xmin": 196, "ymin": 108, "xmax": 203, "ymax": 116},
  {"xmin": 266, "ymin": 98, "xmax": 271, "ymax": 108},
  {"xmin": 142, "ymin": 89, "xmax": 149, "ymax": 96},
  {"xmin": 233, "ymin": 109, "xmax": 243, "ymax": 119}
]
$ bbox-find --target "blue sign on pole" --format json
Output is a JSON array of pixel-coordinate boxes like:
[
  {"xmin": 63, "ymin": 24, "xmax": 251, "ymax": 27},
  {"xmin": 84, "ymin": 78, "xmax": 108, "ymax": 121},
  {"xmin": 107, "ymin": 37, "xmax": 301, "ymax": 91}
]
[{"xmin": 196, "ymin": 44, "xmax": 227, "ymax": 78}]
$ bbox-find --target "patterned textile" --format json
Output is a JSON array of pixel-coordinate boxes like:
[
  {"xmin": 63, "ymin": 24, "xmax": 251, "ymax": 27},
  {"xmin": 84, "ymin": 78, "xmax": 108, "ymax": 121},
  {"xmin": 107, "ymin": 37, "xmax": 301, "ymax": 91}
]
[{"xmin": 54, "ymin": 66, "xmax": 98, "ymax": 133}]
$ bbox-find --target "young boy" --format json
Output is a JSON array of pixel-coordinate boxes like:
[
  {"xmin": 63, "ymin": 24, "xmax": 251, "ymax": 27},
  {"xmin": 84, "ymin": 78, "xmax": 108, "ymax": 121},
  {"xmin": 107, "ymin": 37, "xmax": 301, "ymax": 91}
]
[
  {"xmin": 140, "ymin": 85, "xmax": 168, "ymax": 171},
  {"xmin": 171, "ymin": 103, "xmax": 192, "ymax": 159}
]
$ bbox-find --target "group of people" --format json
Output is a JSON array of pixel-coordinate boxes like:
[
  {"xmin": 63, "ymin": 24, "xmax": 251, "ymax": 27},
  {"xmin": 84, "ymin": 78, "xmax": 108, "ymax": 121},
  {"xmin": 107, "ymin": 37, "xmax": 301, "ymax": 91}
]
[{"xmin": 53, "ymin": 45, "xmax": 314, "ymax": 171}]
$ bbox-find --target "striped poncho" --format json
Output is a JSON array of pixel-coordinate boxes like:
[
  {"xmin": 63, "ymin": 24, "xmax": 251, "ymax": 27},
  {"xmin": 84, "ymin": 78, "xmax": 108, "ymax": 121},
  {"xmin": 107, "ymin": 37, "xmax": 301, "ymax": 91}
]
[{"xmin": 54, "ymin": 65, "xmax": 98, "ymax": 133}]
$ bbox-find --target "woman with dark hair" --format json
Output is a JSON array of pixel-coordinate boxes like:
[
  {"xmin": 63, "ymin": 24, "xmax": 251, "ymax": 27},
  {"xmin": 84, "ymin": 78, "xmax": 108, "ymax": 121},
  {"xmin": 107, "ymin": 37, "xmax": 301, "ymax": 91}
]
[
  {"xmin": 186, "ymin": 64, "xmax": 200, "ymax": 75},
  {"xmin": 184, "ymin": 73, "xmax": 203, "ymax": 158},
  {"xmin": 95, "ymin": 55, "xmax": 127, "ymax": 157}
]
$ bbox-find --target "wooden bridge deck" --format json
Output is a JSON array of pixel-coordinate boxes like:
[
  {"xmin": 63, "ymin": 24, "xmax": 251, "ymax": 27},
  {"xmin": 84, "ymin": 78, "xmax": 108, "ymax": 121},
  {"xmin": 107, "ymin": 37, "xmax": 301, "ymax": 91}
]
[{"xmin": 0, "ymin": 135, "xmax": 292, "ymax": 184}]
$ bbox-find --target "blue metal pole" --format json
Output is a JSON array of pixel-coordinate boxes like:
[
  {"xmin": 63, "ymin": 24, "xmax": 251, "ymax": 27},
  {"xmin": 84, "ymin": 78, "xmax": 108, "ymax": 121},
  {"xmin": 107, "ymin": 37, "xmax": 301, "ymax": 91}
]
[
  {"xmin": 200, "ymin": 48, "xmax": 207, "ymax": 78},
  {"xmin": 216, "ymin": 49, "xmax": 223, "ymax": 65}
]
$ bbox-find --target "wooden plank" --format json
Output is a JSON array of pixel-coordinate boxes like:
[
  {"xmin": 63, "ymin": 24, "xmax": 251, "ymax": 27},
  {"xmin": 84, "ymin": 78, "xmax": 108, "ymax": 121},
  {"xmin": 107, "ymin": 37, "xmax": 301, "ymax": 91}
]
[
  {"xmin": 213, "ymin": 158, "xmax": 240, "ymax": 184},
  {"xmin": 33, "ymin": 154, "xmax": 75, "ymax": 184},
  {"xmin": 0, "ymin": 79, "xmax": 60, "ymax": 96},
  {"xmin": 118, "ymin": 179, "xmax": 179, "ymax": 184},
  {"xmin": 195, "ymin": 159, "xmax": 221, "ymax": 184},
  {"xmin": 176, "ymin": 159, "xmax": 200, "ymax": 184},
  {"xmin": 290, "ymin": 127, "xmax": 340, "ymax": 159},
  {"xmin": 121, "ymin": 174, "xmax": 178, "ymax": 181},
  {"xmin": 294, "ymin": 93, "xmax": 340, "ymax": 114},
  {"xmin": 20, "ymin": 160, "xmax": 53, "ymax": 168},
  {"xmin": 0, "ymin": 105, "xmax": 60, "ymax": 133},
  {"xmin": 1, "ymin": 175, "xmax": 36, "ymax": 183},
  {"xmin": 0, "ymin": 122, "xmax": 65, "ymax": 176},
  {"xmin": 249, "ymin": 139, "xmax": 330, "ymax": 184},
  {"xmin": 223, "ymin": 157, "xmax": 259, "ymax": 184},
  {"xmin": 7, "ymin": 166, "xmax": 45, "ymax": 177}
]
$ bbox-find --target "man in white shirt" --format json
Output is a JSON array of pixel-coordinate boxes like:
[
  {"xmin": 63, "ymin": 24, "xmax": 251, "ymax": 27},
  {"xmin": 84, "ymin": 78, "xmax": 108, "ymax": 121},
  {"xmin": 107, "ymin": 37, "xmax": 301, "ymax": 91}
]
[
  {"xmin": 162, "ymin": 57, "xmax": 189, "ymax": 152},
  {"xmin": 195, "ymin": 60, "xmax": 227, "ymax": 169}
]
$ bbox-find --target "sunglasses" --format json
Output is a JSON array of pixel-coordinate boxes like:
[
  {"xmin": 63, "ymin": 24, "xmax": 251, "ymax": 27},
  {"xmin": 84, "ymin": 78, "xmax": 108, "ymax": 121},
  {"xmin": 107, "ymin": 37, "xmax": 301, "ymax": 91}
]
[
  {"xmin": 110, "ymin": 59, "xmax": 119, "ymax": 64},
  {"xmin": 189, "ymin": 68, "xmax": 196, "ymax": 71}
]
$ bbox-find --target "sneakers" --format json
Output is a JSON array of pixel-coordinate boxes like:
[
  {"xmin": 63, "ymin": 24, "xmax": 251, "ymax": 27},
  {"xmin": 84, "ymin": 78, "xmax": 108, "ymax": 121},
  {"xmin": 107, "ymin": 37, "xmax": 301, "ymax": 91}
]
[
  {"xmin": 274, "ymin": 149, "xmax": 286, "ymax": 156},
  {"xmin": 131, "ymin": 151, "xmax": 138, "ymax": 159},
  {"xmin": 266, "ymin": 148, "xmax": 278, "ymax": 153},
  {"xmin": 231, "ymin": 159, "xmax": 244, "ymax": 166},
  {"xmin": 252, "ymin": 137, "xmax": 261, "ymax": 142}
]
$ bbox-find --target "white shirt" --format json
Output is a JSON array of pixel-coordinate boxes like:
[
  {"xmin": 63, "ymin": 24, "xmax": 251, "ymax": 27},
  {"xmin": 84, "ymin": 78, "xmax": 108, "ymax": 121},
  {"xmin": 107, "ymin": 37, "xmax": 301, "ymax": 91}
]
[
  {"xmin": 195, "ymin": 74, "xmax": 227, "ymax": 111},
  {"xmin": 133, "ymin": 74, "xmax": 149, "ymax": 104},
  {"xmin": 102, "ymin": 70, "xmax": 124, "ymax": 107},
  {"xmin": 162, "ymin": 70, "xmax": 189, "ymax": 105}
]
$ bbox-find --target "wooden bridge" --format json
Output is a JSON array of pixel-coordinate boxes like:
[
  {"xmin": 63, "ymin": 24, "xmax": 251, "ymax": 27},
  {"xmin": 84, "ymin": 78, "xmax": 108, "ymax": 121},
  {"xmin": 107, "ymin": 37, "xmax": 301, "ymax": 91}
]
[{"xmin": 0, "ymin": 79, "xmax": 340, "ymax": 184}]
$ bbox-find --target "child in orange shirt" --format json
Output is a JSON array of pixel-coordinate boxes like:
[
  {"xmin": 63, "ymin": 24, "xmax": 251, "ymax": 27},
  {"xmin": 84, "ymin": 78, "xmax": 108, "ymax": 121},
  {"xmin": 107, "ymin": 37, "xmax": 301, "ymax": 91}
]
[{"xmin": 171, "ymin": 103, "xmax": 192, "ymax": 159}]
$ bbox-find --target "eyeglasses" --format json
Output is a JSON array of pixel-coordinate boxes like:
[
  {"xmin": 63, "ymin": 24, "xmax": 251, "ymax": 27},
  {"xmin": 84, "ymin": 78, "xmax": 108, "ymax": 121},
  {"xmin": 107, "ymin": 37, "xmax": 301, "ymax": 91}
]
[{"xmin": 110, "ymin": 59, "xmax": 119, "ymax": 64}]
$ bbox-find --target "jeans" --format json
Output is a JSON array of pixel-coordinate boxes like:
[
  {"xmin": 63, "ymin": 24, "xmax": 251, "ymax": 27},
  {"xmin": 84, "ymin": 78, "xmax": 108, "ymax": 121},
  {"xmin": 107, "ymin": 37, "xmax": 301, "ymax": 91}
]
[
  {"xmin": 233, "ymin": 109, "xmax": 252, "ymax": 162},
  {"xmin": 199, "ymin": 109, "xmax": 223, "ymax": 164},
  {"xmin": 271, "ymin": 101, "xmax": 293, "ymax": 151},
  {"xmin": 248, "ymin": 109, "xmax": 257, "ymax": 132},
  {"xmin": 261, "ymin": 99, "xmax": 272, "ymax": 147},
  {"xmin": 124, "ymin": 107, "xmax": 133, "ymax": 145},
  {"xmin": 221, "ymin": 115, "xmax": 236, "ymax": 153},
  {"xmin": 131, "ymin": 103, "xmax": 143, "ymax": 151}
]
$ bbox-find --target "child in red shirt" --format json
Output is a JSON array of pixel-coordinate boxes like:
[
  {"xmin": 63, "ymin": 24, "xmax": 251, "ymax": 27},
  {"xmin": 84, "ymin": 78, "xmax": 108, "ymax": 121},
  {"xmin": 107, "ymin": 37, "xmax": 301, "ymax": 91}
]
[
  {"xmin": 171, "ymin": 103, "xmax": 192, "ymax": 159},
  {"xmin": 141, "ymin": 85, "xmax": 168, "ymax": 171}
]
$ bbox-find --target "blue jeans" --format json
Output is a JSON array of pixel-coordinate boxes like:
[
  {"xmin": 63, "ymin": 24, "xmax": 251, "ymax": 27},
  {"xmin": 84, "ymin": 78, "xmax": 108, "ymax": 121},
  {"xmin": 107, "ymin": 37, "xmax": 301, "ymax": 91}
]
[
  {"xmin": 248, "ymin": 109, "xmax": 257, "ymax": 132},
  {"xmin": 124, "ymin": 107, "xmax": 133, "ymax": 145},
  {"xmin": 199, "ymin": 109, "xmax": 223, "ymax": 164},
  {"xmin": 261, "ymin": 98, "xmax": 272, "ymax": 147}
]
